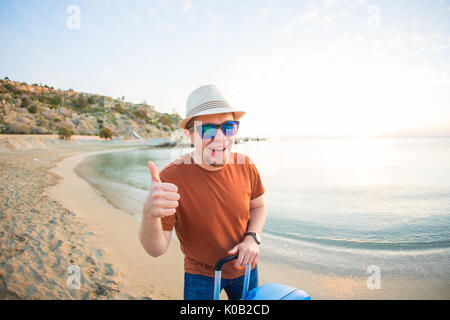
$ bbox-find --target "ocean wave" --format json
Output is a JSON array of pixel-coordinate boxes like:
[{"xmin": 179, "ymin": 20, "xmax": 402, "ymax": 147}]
[{"xmin": 265, "ymin": 229, "xmax": 450, "ymax": 251}]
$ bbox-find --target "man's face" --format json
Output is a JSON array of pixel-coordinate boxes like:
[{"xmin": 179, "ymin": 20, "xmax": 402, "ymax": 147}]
[{"xmin": 186, "ymin": 113, "xmax": 236, "ymax": 169}]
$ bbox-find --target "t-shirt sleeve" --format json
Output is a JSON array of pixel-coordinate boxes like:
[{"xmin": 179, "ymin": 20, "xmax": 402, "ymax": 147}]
[
  {"xmin": 249, "ymin": 163, "xmax": 265, "ymax": 200},
  {"xmin": 159, "ymin": 169, "xmax": 177, "ymax": 231}
]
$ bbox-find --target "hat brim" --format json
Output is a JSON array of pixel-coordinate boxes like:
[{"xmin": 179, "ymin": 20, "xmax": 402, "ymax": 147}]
[{"xmin": 178, "ymin": 108, "xmax": 246, "ymax": 129}]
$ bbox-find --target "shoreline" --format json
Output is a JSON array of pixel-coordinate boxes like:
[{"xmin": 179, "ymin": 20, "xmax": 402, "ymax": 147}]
[
  {"xmin": 1, "ymin": 138, "xmax": 448, "ymax": 299},
  {"xmin": 71, "ymin": 148, "xmax": 450, "ymax": 300}
]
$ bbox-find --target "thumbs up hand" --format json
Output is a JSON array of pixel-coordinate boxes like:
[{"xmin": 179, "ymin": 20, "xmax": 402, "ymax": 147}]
[
  {"xmin": 148, "ymin": 160, "xmax": 162, "ymax": 183},
  {"xmin": 143, "ymin": 161, "xmax": 180, "ymax": 219}
]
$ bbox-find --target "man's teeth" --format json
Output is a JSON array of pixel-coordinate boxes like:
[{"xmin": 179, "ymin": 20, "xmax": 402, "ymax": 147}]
[{"xmin": 211, "ymin": 146, "xmax": 226, "ymax": 151}]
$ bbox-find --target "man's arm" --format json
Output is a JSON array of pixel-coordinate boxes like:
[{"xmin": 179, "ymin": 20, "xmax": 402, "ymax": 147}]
[
  {"xmin": 139, "ymin": 214, "xmax": 172, "ymax": 257},
  {"xmin": 228, "ymin": 194, "xmax": 267, "ymax": 267},
  {"xmin": 139, "ymin": 161, "xmax": 179, "ymax": 257},
  {"xmin": 246, "ymin": 194, "xmax": 267, "ymax": 234}
]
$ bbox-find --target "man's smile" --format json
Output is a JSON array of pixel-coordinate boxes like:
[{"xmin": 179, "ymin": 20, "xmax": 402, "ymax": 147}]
[{"xmin": 208, "ymin": 144, "xmax": 229, "ymax": 157}]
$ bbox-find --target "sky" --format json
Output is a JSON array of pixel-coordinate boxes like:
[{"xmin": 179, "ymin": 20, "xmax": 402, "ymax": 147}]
[{"xmin": 1, "ymin": 0, "xmax": 450, "ymax": 137}]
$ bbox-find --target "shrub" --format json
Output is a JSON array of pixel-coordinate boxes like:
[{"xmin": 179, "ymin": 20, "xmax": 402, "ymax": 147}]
[
  {"xmin": 87, "ymin": 95, "xmax": 96, "ymax": 105},
  {"xmin": 99, "ymin": 127, "xmax": 113, "ymax": 140},
  {"xmin": 21, "ymin": 95, "xmax": 33, "ymax": 108},
  {"xmin": 57, "ymin": 107, "xmax": 71, "ymax": 117},
  {"xmin": 159, "ymin": 114, "xmax": 173, "ymax": 127},
  {"xmin": 5, "ymin": 122, "xmax": 31, "ymax": 134},
  {"xmin": 48, "ymin": 94, "xmax": 62, "ymax": 107},
  {"xmin": 31, "ymin": 126, "xmax": 48, "ymax": 134},
  {"xmin": 58, "ymin": 127, "xmax": 72, "ymax": 140},
  {"xmin": 42, "ymin": 110, "xmax": 59, "ymax": 121},
  {"xmin": 97, "ymin": 96, "xmax": 105, "ymax": 108},
  {"xmin": 114, "ymin": 103, "xmax": 126, "ymax": 114},
  {"xmin": 89, "ymin": 106, "xmax": 104, "ymax": 113},
  {"xmin": 110, "ymin": 116, "xmax": 118, "ymax": 125},
  {"xmin": 28, "ymin": 104, "xmax": 38, "ymax": 114},
  {"xmin": 77, "ymin": 95, "xmax": 89, "ymax": 111},
  {"xmin": 134, "ymin": 109, "xmax": 147, "ymax": 119},
  {"xmin": 4, "ymin": 83, "xmax": 14, "ymax": 92},
  {"xmin": 37, "ymin": 94, "xmax": 47, "ymax": 103}
]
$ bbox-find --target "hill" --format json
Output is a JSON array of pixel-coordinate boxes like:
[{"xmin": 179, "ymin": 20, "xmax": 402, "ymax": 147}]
[{"xmin": 0, "ymin": 78, "xmax": 182, "ymax": 140}]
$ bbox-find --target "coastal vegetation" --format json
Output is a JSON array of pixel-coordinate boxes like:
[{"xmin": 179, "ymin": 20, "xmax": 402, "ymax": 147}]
[
  {"xmin": 99, "ymin": 127, "xmax": 113, "ymax": 140},
  {"xmin": 58, "ymin": 127, "xmax": 72, "ymax": 140},
  {"xmin": 0, "ymin": 78, "xmax": 182, "ymax": 139}
]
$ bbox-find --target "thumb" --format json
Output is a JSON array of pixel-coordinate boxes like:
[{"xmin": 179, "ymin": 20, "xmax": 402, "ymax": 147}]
[
  {"xmin": 148, "ymin": 161, "xmax": 161, "ymax": 183},
  {"xmin": 228, "ymin": 245, "xmax": 239, "ymax": 255}
]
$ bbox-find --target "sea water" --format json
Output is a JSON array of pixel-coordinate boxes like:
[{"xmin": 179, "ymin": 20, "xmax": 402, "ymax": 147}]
[{"xmin": 76, "ymin": 137, "xmax": 450, "ymax": 298}]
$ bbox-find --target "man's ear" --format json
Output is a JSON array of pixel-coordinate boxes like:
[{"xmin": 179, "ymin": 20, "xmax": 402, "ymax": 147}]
[
  {"xmin": 183, "ymin": 129, "xmax": 195, "ymax": 148},
  {"xmin": 183, "ymin": 129, "xmax": 191, "ymax": 138}
]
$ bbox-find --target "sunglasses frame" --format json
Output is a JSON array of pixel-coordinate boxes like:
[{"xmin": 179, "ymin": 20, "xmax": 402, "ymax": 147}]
[{"xmin": 193, "ymin": 120, "xmax": 240, "ymax": 140}]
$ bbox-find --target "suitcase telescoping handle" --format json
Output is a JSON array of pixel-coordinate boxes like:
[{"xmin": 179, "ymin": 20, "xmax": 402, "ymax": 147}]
[{"xmin": 213, "ymin": 254, "xmax": 251, "ymax": 300}]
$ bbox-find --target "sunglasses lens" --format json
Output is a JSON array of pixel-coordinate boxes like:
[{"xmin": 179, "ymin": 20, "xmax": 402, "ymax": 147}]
[
  {"xmin": 197, "ymin": 121, "xmax": 239, "ymax": 140},
  {"xmin": 222, "ymin": 121, "xmax": 238, "ymax": 136},
  {"xmin": 199, "ymin": 124, "xmax": 217, "ymax": 140}
]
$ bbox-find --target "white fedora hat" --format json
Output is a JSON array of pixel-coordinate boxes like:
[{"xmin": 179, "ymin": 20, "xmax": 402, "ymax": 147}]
[{"xmin": 178, "ymin": 84, "xmax": 246, "ymax": 129}]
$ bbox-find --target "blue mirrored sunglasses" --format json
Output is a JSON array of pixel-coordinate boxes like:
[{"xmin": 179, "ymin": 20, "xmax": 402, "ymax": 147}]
[{"xmin": 194, "ymin": 120, "xmax": 240, "ymax": 140}]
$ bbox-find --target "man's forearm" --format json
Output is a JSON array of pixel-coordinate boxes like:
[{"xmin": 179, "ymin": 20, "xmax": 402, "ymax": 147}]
[
  {"xmin": 229, "ymin": 204, "xmax": 267, "ymax": 267},
  {"xmin": 246, "ymin": 205, "xmax": 267, "ymax": 234},
  {"xmin": 139, "ymin": 212, "xmax": 169, "ymax": 257}
]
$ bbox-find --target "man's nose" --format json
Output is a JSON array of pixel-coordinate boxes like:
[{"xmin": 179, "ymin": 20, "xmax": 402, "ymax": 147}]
[{"xmin": 213, "ymin": 126, "xmax": 227, "ymax": 141}]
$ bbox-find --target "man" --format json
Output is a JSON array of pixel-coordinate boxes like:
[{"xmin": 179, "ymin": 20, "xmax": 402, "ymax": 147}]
[{"xmin": 139, "ymin": 84, "xmax": 267, "ymax": 300}]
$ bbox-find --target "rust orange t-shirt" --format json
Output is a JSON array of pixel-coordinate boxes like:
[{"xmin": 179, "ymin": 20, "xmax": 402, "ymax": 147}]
[{"xmin": 159, "ymin": 152, "xmax": 265, "ymax": 279}]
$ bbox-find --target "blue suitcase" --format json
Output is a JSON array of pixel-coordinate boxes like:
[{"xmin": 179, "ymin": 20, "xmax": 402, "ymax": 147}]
[{"xmin": 214, "ymin": 254, "xmax": 311, "ymax": 300}]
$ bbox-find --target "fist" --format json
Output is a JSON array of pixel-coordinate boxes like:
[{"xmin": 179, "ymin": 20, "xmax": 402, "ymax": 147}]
[{"xmin": 143, "ymin": 161, "xmax": 180, "ymax": 219}]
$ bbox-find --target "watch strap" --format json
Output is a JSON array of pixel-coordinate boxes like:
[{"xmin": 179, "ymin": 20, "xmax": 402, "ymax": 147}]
[{"xmin": 244, "ymin": 232, "xmax": 260, "ymax": 245}]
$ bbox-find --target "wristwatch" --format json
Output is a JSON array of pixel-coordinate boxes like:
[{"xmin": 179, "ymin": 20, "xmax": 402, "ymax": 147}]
[{"xmin": 244, "ymin": 232, "xmax": 261, "ymax": 245}]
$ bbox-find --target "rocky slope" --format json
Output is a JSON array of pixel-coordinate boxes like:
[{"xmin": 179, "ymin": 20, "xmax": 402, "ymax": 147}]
[{"xmin": 0, "ymin": 78, "xmax": 182, "ymax": 140}]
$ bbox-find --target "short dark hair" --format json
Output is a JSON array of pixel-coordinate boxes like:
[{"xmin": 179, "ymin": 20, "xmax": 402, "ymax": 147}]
[{"xmin": 186, "ymin": 118, "xmax": 195, "ymax": 130}]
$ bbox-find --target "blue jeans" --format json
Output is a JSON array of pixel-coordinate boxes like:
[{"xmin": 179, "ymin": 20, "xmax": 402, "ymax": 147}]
[{"xmin": 184, "ymin": 265, "xmax": 258, "ymax": 300}]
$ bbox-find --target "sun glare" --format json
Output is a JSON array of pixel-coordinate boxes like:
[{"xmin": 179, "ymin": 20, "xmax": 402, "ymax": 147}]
[{"xmin": 233, "ymin": 58, "xmax": 428, "ymax": 138}]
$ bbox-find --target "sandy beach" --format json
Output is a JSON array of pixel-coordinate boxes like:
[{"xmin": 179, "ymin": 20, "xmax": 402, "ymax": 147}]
[
  {"xmin": 1, "ymin": 135, "xmax": 448, "ymax": 300},
  {"xmin": 49, "ymin": 149, "xmax": 185, "ymax": 299},
  {"xmin": 0, "ymin": 135, "xmax": 184, "ymax": 299},
  {"xmin": 0, "ymin": 135, "xmax": 332, "ymax": 300}
]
